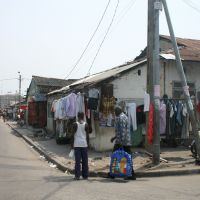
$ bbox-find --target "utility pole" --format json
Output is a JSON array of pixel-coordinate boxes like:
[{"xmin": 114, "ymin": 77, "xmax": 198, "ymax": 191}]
[
  {"xmin": 147, "ymin": 0, "xmax": 162, "ymax": 165},
  {"xmin": 18, "ymin": 72, "xmax": 21, "ymax": 110},
  {"xmin": 162, "ymin": 0, "xmax": 200, "ymax": 161}
]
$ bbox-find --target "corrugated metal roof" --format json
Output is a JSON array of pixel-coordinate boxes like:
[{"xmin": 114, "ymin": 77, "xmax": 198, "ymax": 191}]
[
  {"xmin": 160, "ymin": 35, "xmax": 200, "ymax": 61},
  {"xmin": 48, "ymin": 59, "xmax": 146, "ymax": 95},
  {"xmin": 160, "ymin": 53, "xmax": 177, "ymax": 60},
  {"xmin": 70, "ymin": 59, "xmax": 146, "ymax": 86},
  {"xmin": 32, "ymin": 76, "xmax": 76, "ymax": 87},
  {"xmin": 48, "ymin": 85, "xmax": 70, "ymax": 95}
]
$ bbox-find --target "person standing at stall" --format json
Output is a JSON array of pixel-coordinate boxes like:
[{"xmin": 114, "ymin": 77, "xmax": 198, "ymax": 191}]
[
  {"xmin": 110, "ymin": 106, "xmax": 136, "ymax": 180},
  {"xmin": 71, "ymin": 112, "xmax": 90, "ymax": 180}
]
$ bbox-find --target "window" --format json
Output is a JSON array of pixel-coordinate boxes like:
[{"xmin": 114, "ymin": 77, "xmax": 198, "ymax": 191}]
[{"xmin": 172, "ymin": 81, "xmax": 195, "ymax": 98}]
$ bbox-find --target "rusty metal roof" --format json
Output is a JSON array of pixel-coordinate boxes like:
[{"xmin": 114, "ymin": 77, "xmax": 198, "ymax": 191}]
[{"xmin": 160, "ymin": 35, "xmax": 200, "ymax": 61}]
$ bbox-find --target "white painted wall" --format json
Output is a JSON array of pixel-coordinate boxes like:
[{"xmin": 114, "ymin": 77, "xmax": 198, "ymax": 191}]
[
  {"xmin": 112, "ymin": 63, "xmax": 147, "ymax": 99},
  {"xmin": 90, "ymin": 121, "xmax": 115, "ymax": 151},
  {"xmin": 47, "ymin": 117, "xmax": 54, "ymax": 132}
]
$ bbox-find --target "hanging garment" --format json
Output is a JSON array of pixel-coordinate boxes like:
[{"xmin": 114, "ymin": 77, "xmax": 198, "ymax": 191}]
[
  {"xmin": 59, "ymin": 120, "xmax": 65, "ymax": 137},
  {"xmin": 88, "ymin": 88, "xmax": 99, "ymax": 110},
  {"xmin": 54, "ymin": 99, "xmax": 60, "ymax": 120},
  {"xmin": 136, "ymin": 105, "xmax": 146, "ymax": 125},
  {"xmin": 165, "ymin": 101, "xmax": 171, "ymax": 138},
  {"xmin": 127, "ymin": 103, "xmax": 137, "ymax": 132},
  {"xmin": 64, "ymin": 93, "xmax": 77, "ymax": 118},
  {"xmin": 147, "ymin": 103, "xmax": 154, "ymax": 144},
  {"xmin": 88, "ymin": 98, "xmax": 98, "ymax": 110},
  {"xmin": 88, "ymin": 88, "xmax": 99, "ymax": 99},
  {"xmin": 57, "ymin": 98, "xmax": 65, "ymax": 120},
  {"xmin": 101, "ymin": 96, "xmax": 115, "ymax": 116},
  {"xmin": 144, "ymin": 92, "xmax": 150, "ymax": 112},
  {"xmin": 170, "ymin": 103, "xmax": 176, "ymax": 136},
  {"xmin": 160, "ymin": 101, "xmax": 166, "ymax": 135},
  {"xmin": 175, "ymin": 102, "xmax": 183, "ymax": 137},
  {"xmin": 51, "ymin": 100, "xmax": 58, "ymax": 112},
  {"xmin": 107, "ymin": 113, "xmax": 113, "ymax": 127},
  {"xmin": 76, "ymin": 93, "xmax": 85, "ymax": 118},
  {"xmin": 176, "ymin": 102, "xmax": 183, "ymax": 126},
  {"xmin": 181, "ymin": 104, "xmax": 189, "ymax": 139},
  {"xmin": 62, "ymin": 96, "xmax": 68, "ymax": 118}
]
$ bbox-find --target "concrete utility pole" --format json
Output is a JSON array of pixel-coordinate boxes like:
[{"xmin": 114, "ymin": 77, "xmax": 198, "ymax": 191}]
[
  {"xmin": 162, "ymin": 0, "xmax": 200, "ymax": 160},
  {"xmin": 147, "ymin": 0, "xmax": 162, "ymax": 165},
  {"xmin": 18, "ymin": 72, "xmax": 21, "ymax": 109}
]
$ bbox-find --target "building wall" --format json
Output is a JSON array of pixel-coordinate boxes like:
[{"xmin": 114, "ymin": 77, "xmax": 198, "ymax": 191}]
[
  {"xmin": 160, "ymin": 39, "xmax": 173, "ymax": 51},
  {"xmin": 161, "ymin": 60, "xmax": 200, "ymax": 98},
  {"xmin": 45, "ymin": 59, "xmax": 200, "ymax": 151},
  {"xmin": 184, "ymin": 61, "xmax": 200, "ymax": 91},
  {"xmin": 95, "ymin": 60, "xmax": 200, "ymax": 151},
  {"xmin": 90, "ymin": 121, "xmax": 115, "ymax": 152},
  {"xmin": 112, "ymin": 63, "xmax": 146, "ymax": 103},
  {"xmin": 92, "ymin": 64, "xmax": 147, "ymax": 151},
  {"xmin": 27, "ymin": 81, "xmax": 37, "ymax": 98}
]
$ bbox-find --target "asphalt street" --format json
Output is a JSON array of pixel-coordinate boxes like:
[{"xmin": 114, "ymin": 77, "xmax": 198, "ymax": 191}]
[{"xmin": 0, "ymin": 119, "xmax": 200, "ymax": 200}]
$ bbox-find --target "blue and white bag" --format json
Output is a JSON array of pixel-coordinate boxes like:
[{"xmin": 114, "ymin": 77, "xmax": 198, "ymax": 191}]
[{"xmin": 109, "ymin": 149, "xmax": 132, "ymax": 177}]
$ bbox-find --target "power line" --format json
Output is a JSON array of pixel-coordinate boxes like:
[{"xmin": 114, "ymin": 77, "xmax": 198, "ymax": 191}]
[
  {"xmin": 64, "ymin": 0, "xmax": 111, "ymax": 79},
  {"xmin": 72, "ymin": 0, "xmax": 137, "ymax": 74},
  {"xmin": 87, "ymin": 0, "xmax": 120, "ymax": 76},
  {"xmin": 182, "ymin": 0, "xmax": 200, "ymax": 14},
  {"xmin": 113, "ymin": 0, "xmax": 137, "ymax": 27},
  {"xmin": 0, "ymin": 78, "xmax": 18, "ymax": 82}
]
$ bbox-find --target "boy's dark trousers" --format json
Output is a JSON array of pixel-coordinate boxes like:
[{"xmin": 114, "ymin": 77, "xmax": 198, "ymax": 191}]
[{"xmin": 74, "ymin": 147, "xmax": 88, "ymax": 178}]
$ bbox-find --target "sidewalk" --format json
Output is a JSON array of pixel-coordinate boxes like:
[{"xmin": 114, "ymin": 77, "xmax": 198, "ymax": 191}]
[{"xmin": 7, "ymin": 121, "xmax": 200, "ymax": 178}]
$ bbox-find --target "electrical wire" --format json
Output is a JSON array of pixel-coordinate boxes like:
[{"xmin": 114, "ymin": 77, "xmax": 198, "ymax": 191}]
[
  {"xmin": 86, "ymin": 0, "xmax": 120, "ymax": 76},
  {"xmin": 182, "ymin": 0, "xmax": 200, "ymax": 14},
  {"xmin": 72, "ymin": 0, "xmax": 137, "ymax": 75},
  {"xmin": 0, "ymin": 78, "xmax": 18, "ymax": 81},
  {"xmin": 64, "ymin": 0, "xmax": 111, "ymax": 79},
  {"xmin": 113, "ymin": 0, "xmax": 137, "ymax": 29}
]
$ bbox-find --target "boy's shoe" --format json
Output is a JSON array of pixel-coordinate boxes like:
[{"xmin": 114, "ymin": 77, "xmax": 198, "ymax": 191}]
[
  {"xmin": 73, "ymin": 177, "xmax": 80, "ymax": 180},
  {"xmin": 107, "ymin": 172, "xmax": 115, "ymax": 179},
  {"xmin": 124, "ymin": 176, "xmax": 136, "ymax": 180},
  {"xmin": 83, "ymin": 177, "xmax": 88, "ymax": 180}
]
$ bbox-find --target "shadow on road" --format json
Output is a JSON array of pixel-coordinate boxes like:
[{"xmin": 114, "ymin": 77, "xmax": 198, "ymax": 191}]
[{"xmin": 9, "ymin": 129, "xmax": 22, "ymax": 137}]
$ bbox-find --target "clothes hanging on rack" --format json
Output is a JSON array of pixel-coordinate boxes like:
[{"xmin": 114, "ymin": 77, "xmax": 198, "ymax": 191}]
[
  {"xmin": 162, "ymin": 99, "xmax": 190, "ymax": 141},
  {"xmin": 160, "ymin": 101, "xmax": 166, "ymax": 135},
  {"xmin": 127, "ymin": 103, "xmax": 137, "ymax": 132},
  {"xmin": 64, "ymin": 93, "xmax": 77, "ymax": 118},
  {"xmin": 144, "ymin": 92, "xmax": 150, "ymax": 112},
  {"xmin": 88, "ymin": 88, "xmax": 99, "ymax": 110}
]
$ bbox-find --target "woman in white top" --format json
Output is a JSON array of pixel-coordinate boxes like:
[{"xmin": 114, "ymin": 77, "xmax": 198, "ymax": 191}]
[{"xmin": 71, "ymin": 112, "xmax": 90, "ymax": 180}]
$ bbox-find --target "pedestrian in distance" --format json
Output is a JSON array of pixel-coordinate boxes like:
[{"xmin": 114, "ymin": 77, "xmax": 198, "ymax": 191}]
[
  {"xmin": 71, "ymin": 112, "xmax": 91, "ymax": 180},
  {"xmin": 109, "ymin": 106, "xmax": 136, "ymax": 180},
  {"xmin": 2, "ymin": 110, "xmax": 6, "ymax": 122}
]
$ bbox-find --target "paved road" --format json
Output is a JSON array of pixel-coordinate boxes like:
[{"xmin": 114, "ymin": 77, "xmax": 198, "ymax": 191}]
[{"xmin": 0, "ymin": 119, "xmax": 200, "ymax": 200}]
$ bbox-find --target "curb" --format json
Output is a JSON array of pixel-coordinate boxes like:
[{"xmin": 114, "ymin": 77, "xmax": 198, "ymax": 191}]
[
  {"xmin": 136, "ymin": 168, "xmax": 200, "ymax": 178},
  {"xmin": 7, "ymin": 123, "xmax": 200, "ymax": 178}
]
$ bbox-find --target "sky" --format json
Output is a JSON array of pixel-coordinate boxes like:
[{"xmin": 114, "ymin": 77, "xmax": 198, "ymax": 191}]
[{"xmin": 0, "ymin": 0, "xmax": 200, "ymax": 95}]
